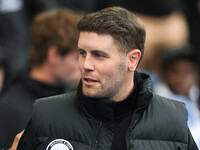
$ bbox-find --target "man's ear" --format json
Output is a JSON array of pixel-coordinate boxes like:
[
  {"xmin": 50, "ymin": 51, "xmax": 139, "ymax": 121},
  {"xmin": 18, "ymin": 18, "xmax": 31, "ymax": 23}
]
[
  {"xmin": 46, "ymin": 46, "xmax": 60, "ymax": 65},
  {"xmin": 127, "ymin": 49, "xmax": 141, "ymax": 72}
]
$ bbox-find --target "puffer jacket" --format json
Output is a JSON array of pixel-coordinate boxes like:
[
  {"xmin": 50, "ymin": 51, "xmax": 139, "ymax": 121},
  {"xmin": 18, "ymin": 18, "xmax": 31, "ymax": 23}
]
[{"xmin": 17, "ymin": 72, "xmax": 198, "ymax": 150}]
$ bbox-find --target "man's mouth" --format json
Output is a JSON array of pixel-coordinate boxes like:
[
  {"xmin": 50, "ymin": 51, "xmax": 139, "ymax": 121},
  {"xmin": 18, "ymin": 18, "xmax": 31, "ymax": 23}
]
[{"xmin": 83, "ymin": 77, "xmax": 99, "ymax": 84}]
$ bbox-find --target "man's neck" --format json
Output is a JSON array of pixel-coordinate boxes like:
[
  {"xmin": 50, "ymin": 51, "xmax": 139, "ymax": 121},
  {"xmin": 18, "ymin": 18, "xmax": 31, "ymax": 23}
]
[{"xmin": 29, "ymin": 65, "xmax": 56, "ymax": 85}]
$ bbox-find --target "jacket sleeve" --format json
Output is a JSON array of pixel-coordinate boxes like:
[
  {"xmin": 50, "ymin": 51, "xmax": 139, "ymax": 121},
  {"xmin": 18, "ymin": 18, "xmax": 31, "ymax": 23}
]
[
  {"xmin": 188, "ymin": 128, "xmax": 199, "ymax": 150},
  {"xmin": 17, "ymin": 120, "xmax": 34, "ymax": 150}
]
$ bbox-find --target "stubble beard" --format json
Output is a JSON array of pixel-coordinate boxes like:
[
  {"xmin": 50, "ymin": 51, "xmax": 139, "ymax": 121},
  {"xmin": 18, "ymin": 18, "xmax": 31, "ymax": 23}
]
[{"xmin": 82, "ymin": 61, "xmax": 127, "ymax": 99}]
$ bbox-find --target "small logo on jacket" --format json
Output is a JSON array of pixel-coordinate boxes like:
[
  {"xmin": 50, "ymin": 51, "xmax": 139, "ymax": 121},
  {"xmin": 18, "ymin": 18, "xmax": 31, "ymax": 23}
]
[{"xmin": 46, "ymin": 139, "xmax": 73, "ymax": 150}]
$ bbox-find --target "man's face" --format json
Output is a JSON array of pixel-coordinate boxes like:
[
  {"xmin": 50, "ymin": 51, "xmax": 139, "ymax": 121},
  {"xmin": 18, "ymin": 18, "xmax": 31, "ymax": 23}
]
[
  {"xmin": 54, "ymin": 51, "xmax": 80, "ymax": 89},
  {"xmin": 164, "ymin": 59, "xmax": 198, "ymax": 97},
  {"xmin": 78, "ymin": 32, "xmax": 128, "ymax": 99}
]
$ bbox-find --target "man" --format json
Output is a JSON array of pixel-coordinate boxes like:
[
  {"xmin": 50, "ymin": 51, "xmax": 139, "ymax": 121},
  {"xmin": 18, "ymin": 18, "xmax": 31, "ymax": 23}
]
[
  {"xmin": 0, "ymin": 0, "xmax": 59, "ymax": 91},
  {"xmin": 154, "ymin": 45, "xmax": 200, "ymax": 148},
  {"xmin": 0, "ymin": 9, "xmax": 81, "ymax": 149},
  {"xmin": 18, "ymin": 7, "xmax": 198, "ymax": 150},
  {"xmin": 156, "ymin": 45, "xmax": 199, "ymax": 100}
]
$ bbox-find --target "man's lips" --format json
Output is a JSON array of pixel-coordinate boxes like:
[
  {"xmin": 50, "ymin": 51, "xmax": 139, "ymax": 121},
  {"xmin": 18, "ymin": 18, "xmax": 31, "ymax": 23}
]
[
  {"xmin": 83, "ymin": 77, "xmax": 99, "ymax": 85},
  {"xmin": 83, "ymin": 77, "xmax": 98, "ymax": 82}
]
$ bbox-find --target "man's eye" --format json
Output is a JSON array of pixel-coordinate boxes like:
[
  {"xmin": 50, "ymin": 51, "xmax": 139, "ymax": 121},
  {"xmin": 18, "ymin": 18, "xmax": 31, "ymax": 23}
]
[
  {"xmin": 95, "ymin": 53, "xmax": 104, "ymax": 58},
  {"xmin": 79, "ymin": 51, "xmax": 86, "ymax": 56}
]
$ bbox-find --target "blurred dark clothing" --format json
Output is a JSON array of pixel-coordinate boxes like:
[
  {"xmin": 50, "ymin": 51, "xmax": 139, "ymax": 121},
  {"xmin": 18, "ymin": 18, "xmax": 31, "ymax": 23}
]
[
  {"xmin": 0, "ymin": 9, "xmax": 30, "ymax": 91},
  {"xmin": 55, "ymin": 0, "xmax": 107, "ymax": 13},
  {"xmin": 0, "ymin": 72, "xmax": 65, "ymax": 149},
  {"xmin": 184, "ymin": 0, "xmax": 200, "ymax": 66},
  {"xmin": 107, "ymin": 0, "xmax": 185, "ymax": 16},
  {"xmin": 0, "ymin": 0, "xmax": 59, "ymax": 92}
]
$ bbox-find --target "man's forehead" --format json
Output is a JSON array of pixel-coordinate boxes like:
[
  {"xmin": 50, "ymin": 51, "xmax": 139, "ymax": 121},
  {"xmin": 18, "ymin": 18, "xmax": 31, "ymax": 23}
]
[{"xmin": 78, "ymin": 32, "xmax": 118, "ymax": 52}]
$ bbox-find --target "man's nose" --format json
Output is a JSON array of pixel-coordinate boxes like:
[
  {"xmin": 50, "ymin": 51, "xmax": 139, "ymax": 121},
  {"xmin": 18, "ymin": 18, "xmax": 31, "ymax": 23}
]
[{"xmin": 82, "ymin": 56, "xmax": 94, "ymax": 72}]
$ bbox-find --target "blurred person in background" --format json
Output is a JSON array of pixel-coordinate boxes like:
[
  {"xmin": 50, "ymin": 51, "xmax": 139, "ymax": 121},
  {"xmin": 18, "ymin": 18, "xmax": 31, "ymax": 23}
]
[
  {"xmin": 155, "ymin": 45, "xmax": 199, "ymax": 102},
  {"xmin": 0, "ymin": 0, "xmax": 59, "ymax": 92},
  {"xmin": 154, "ymin": 44, "xmax": 200, "ymax": 148},
  {"xmin": 0, "ymin": 0, "xmax": 108, "ymax": 93},
  {"xmin": 0, "ymin": 9, "xmax": 81, "ymax": 149}
]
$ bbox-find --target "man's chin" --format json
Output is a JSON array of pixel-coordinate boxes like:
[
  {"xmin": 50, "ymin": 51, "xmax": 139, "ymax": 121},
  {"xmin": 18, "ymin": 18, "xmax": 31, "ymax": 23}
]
[
  {"xmin": 82, "ymin": 90, "xmax": 96, "ymax": 98},
  {"xmin": 82, "ymin": 88, "xmax": 101, "ymax": 98}
]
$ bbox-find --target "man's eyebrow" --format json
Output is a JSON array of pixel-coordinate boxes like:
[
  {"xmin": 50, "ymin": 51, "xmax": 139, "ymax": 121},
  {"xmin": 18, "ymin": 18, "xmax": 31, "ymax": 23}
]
[
  {"xmin": 91, "ymin": 50, "xmax": 108, "ymax": 54},
  {"xmin": 78, "ymin": 48, "xmax": 85, "ymax": 51},
  {"xmin": 78, "ymin": 48, "xmax": 109, "ymax": 57},
  {"xmin": 78, "ymin": 48, "xmax": 107, "ymax": 54}
]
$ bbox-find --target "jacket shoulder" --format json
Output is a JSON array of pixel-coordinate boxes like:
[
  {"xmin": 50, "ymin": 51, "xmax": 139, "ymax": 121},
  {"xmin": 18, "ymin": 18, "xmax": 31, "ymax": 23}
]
[
  {"xmin": 31, "ymin": 91, "xmax": 79, "ymax": 135},
  {"xmin": 151, "ymin": 94, "xmax": 188, "ymax": 121},
  {"xmin": 132, "ymin": 94, "xmax": 189, "ymax": 145},
  {"xmin": 33, "ymin": 91, "xmax": 77, "ymax": 111}
]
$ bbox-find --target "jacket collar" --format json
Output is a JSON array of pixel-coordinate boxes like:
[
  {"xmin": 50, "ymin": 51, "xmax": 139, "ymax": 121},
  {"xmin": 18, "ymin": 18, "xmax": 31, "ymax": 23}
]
[{"xmin": 77, "ymin": 71, "xmax": 153, "ymax": 121}]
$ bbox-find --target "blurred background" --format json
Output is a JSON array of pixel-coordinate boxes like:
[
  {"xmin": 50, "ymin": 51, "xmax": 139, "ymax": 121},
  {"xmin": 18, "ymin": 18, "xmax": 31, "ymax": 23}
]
[{"xmin": 0, "ymin": 0, "xmax": 200, "ymax": 148}]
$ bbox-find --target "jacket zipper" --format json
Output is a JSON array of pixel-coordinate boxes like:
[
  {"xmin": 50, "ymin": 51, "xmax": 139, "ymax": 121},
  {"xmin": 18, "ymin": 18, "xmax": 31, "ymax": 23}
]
[
  {"xmin": 126, "ymin": 111, "xmax": 137, "ymax": 150},
  {"xmin": 94, "ymin": 121, "xmax": 103, "ymax": 150},
  {"xmin": 125, "ymin": 102, "xmax": 150, "ymax": 150}
]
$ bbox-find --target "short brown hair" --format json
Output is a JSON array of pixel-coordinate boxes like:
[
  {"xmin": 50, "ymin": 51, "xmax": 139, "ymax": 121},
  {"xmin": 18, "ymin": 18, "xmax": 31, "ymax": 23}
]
[
  {"xmin": 78, "ymin": 7, "xmax": 146, "ymax": 55},
  {"xmin": 31, "ymin": 9, "xmax": 82, "ymax": 65}
]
